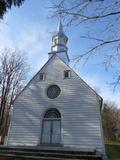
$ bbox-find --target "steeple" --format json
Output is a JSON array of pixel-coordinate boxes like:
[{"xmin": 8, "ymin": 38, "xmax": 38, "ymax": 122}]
[
  {"xmin": 56, "ymin": 19, "xmax": 63, "ymax": 33},
  {"xmin": 48, "ymin": 19, "xmax": 70, "ymax": 65}
]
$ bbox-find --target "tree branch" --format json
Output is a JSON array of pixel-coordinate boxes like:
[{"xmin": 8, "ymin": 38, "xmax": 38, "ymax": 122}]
[
  {"xmin": 80, "ymin": 35, "xmax": 105, "ymax": 42},
  {"xmin": 61, "ymin": 10, "xmax": 120, "ymax": 21},
  {"xmin": 74, "ymin": 38, "xmax": 120, "ymax": 61}
]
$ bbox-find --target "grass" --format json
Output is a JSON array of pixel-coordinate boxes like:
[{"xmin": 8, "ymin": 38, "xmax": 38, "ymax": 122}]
[{"xmin": 105, "ymin": 142, "xmax": 120, "ymax": 159}]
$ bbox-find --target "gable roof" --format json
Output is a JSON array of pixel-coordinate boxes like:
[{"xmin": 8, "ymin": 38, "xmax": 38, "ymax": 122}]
[
  {"xmin": 13, "ymin": 54, "xmax": 55, "ymax": 103},
  {"xmin": 56, "ymin": 55, "xmax": 102, "ymax": 100},
  {"xmin": 57, "ymin": 55, "xmax": 103, "ymax": 110},
  {"xmin": 13, "ymin": 54, "xmax": 102, "ymax": 107}
]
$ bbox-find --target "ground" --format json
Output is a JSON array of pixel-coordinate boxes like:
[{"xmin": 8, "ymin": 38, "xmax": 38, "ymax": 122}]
[{"xmin": 105, "ymin": 141, "xmax": 120, "ymax": 159}]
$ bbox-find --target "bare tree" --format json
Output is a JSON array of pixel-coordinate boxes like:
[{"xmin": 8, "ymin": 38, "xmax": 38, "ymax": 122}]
[
  {"xmin": 0, "ymin": 48, "xmax": 29, "ymax": 143},
  {"xmin": 51, "ymin": 0, "xmax": 120, "ymax": 87},
  {"xmin": 102, "ymin": 101, "xmax": 120, "ymax": 142}
]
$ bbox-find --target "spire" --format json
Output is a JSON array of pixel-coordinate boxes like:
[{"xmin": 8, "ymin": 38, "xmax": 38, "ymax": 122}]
[
  {"xmin": 48, "ymin": 19, "xmax": 70, "ymax": 65},
  {"xmin": 56, "ymin": 18, "xmax": 63, "ymax": 34}
]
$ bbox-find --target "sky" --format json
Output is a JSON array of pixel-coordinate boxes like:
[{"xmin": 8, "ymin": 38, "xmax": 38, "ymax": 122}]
[{"xmin": 0, "ymin": 0, "xmax": 120, "ymax": 108}]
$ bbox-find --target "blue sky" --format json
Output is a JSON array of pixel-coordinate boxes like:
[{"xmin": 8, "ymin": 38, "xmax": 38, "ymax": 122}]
[{"xmin": 0, "ymin": 0, "xmax": 120, "ymax": 107}]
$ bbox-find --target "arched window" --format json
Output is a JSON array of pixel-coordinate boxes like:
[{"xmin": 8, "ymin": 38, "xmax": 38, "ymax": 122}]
[
  {"xmin": 44, "ymin": 108, "xmax": 61, "ymax": 118},
  {"xmin": 41, "ymin": 108, "xmax": 61, "ymax": 145}
]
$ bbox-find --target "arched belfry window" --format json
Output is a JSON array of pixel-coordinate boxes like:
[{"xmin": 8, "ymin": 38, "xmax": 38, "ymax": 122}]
[{"xmin": 41, "ymin": 108, "xmax": 61, "ymax": 145}]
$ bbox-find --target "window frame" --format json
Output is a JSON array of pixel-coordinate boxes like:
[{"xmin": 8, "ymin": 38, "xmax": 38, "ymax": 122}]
[
  {"xmin": 39, "ymin": 73, "xmax": 45, "ymax": 81},
  {"xmin": 64, "ymin": 70, "xmax": 71, "ymax": 79},
  {"xmin": 47, "ymin": 85, "xmax": 61, "ymax": 99}
]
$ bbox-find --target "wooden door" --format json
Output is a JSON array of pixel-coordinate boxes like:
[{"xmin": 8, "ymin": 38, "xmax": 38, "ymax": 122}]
[
  {"xmin": 41, "ymin": 120, "xmax": 51, "ymax": 144},
  {"xmin": 52, "ymin": 120, "xmax": 61, "ymax": 144},
  {"xmin": 41, "ymin": 120, "xmax": 61, "ymax": 144}
]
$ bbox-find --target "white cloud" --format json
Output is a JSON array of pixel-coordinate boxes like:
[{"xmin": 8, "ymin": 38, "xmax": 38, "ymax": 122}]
[
  {"xmin": 0, "ymin": 20, "xmax": 51, "ymax": 75},
  {"xmin": 0, "ymin": 23, "xmax": 14, "ymax": 50},
  {"xmin": 17, "ymin": 27, "xmax": 43, "ymax": 54}
]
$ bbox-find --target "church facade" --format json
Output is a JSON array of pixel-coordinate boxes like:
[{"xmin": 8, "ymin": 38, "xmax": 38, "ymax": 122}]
[{"xmin": 6, "ymin": 21, "xmax": 105, "ymax": 154}]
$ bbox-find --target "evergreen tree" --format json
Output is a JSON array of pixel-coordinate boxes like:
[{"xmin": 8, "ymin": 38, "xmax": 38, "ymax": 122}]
[{"xmin": 0, "ymin": 0, "xmax": 25, "ymax": 19}]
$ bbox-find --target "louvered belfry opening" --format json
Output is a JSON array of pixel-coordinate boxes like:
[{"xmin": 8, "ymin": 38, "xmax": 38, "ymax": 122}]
[{"xmin": 41, "ymin": 108, "xmax": 61, "ymax": 145}]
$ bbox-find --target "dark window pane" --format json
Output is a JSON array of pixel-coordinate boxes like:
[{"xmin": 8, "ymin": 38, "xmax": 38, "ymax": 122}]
[
  {"xmin": 64, "ymin": 70, "xmax": 71, "ymax": 78},
  {"xmin": 40, "ymin": 73, "xmax": 44, "ymax": 80},
  {"xmin": 65, "ymin": 71, "xmax": 68, "ymax": 77}
]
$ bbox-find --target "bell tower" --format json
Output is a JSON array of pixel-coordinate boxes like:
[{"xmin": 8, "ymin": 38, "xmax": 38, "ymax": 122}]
[{"xmin": 48, "ymin": 19, "xmax": 70, "ymax": 65}]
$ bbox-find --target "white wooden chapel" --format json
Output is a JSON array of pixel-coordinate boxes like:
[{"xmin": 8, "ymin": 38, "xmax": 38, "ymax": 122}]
[{"xmin": 6, "ymin": 20, "xmax": 105, "ymax": 154}]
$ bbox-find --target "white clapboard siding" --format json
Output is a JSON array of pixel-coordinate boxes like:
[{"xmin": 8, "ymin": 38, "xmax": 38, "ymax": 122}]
[{"xmin": 6, "ymin": 55, "xmax": 105, "ymax": 154}]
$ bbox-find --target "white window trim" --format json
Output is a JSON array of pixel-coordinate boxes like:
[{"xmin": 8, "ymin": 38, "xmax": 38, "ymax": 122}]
[
  {"xmin": 64, "ymin": 70, "xmax": 71, "ymax": 79},
  {"xmin": 39, "ymin": 73, "xmax": 45, "ymax": 81}
]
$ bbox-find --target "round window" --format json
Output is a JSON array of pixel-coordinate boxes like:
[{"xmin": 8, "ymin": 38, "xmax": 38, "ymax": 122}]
[{"xmin": 47, "ymin": 85, "xmax": 61, "ymax": 99}]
